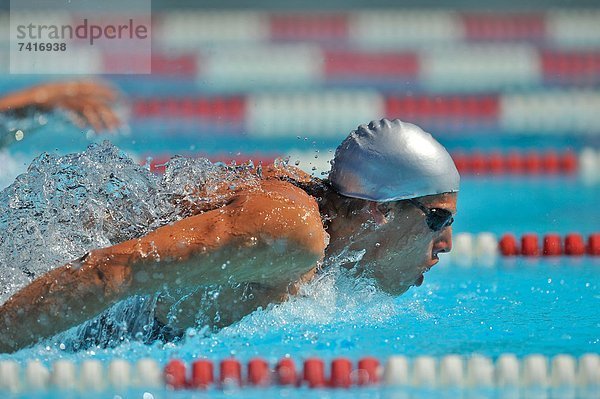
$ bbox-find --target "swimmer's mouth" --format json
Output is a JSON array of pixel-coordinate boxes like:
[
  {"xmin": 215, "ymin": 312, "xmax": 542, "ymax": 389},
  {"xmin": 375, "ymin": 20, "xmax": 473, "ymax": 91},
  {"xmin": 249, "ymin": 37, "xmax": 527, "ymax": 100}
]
[{"xmin": 415, "ymin": 255, "xmax": 440, "ymax": 287}]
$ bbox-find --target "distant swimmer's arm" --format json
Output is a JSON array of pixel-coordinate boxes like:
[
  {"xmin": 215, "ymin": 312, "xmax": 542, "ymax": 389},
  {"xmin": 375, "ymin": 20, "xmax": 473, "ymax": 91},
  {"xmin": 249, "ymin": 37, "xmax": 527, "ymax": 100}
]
[
  {"xmin": 0, "ymin": 80, "xmax": 121, "ymax": 132},
  {"xmin": 0, "ymin": 180, "xmax": 326, "ymax": 353}
]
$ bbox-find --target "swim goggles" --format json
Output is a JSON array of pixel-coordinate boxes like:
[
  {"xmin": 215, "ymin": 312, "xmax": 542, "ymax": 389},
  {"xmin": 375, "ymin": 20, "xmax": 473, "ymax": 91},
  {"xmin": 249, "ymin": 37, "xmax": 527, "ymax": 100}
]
[{"xmin": 407, "ymin": 199, "xmax": 454, "ymax": 232}]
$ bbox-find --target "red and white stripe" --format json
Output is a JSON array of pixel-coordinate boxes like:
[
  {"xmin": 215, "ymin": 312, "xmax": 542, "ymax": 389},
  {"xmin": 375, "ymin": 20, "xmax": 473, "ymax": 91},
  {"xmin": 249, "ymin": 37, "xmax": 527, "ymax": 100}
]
[
  {"xmin": 102, "ymin": 46, "xmax": 600, "ymax": 90},
  {"xmin": 151, "ymin": 10, "xmax": 600, "ymax": 47},
  {"xmin": 6, "ymin": 45, "xmax": 600, "ymax": 89},
  {"xmin": 131, "ymin": 92, "xmax": 600, "ymax": 135},
  {"xmin": 1, "ymin": 354, "xmax": 599, "ymax": 392},
  {"xmin": 3, "ymin": 11, "xmax": 600, "ymax": 46}
]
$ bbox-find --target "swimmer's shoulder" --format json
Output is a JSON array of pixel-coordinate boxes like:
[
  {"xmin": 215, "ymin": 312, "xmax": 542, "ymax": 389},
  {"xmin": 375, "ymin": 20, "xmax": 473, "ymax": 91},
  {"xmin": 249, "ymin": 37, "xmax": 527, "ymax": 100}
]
[{"xmin": 225, "ymin": 173, "xmax": 327, "ymax": 257}]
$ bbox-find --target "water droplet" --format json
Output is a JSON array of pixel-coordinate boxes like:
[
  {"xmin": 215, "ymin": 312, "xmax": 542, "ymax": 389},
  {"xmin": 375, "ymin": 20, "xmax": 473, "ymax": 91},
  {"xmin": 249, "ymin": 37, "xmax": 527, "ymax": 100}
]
[{"xmin": 15, "ymin": 130, "xmax": 24, "ymax": 141}]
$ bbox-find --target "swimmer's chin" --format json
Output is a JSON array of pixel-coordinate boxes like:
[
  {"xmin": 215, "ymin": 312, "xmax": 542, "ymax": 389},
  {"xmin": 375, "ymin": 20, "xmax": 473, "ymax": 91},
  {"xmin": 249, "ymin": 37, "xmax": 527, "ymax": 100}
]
[
  {"xmin": 414, "ymin": 274, "xmax": 424, "ymax": 287},
  {"xmin": 413, "ymin": 257, "xmax": 440, "ymax": 288},
  {"xmin": 378, "ymin": 280, "xmax": 415, "ymax": 296}
]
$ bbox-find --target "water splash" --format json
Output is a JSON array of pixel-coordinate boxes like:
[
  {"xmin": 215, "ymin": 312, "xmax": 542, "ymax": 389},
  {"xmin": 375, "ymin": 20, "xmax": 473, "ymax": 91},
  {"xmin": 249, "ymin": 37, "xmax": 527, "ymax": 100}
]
[{"xmin": 174, "ymin": 267, "xmax": 402, "ymax": 361}]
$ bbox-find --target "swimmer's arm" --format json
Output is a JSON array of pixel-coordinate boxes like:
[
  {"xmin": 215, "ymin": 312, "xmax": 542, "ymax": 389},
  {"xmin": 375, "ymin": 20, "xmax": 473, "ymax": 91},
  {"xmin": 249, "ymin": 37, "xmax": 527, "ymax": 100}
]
[
  {"xmin": 0, "ymin": 247, "xmax": 137, "ymax": 353},
  {"xmin": 0, "ymin": 81, "xmax": 120, "ymax": 131},
  {"xmin": 0, "ymin": 88, "xmax": 38, "ymax": 111},
  {"xmin": 0, "ymin": 185, "xmax": 326, "ymax": 353}
]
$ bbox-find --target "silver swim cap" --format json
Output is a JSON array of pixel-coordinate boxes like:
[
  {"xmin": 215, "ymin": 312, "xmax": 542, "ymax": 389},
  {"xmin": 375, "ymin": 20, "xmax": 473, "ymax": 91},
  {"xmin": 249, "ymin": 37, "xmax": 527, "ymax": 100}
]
[{"xmin": 328, "ymin": 119, "xmax": 459, "ymax": 202}]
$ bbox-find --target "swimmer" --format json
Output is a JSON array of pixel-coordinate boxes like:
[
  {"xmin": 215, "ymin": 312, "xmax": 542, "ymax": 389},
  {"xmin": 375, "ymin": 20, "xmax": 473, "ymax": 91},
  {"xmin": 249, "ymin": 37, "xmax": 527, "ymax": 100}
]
[
  {"xmin": 0, "ymin": 119, "xmax": 458, "ymax": 352},
  {"xmin": 0, "ymin": 80, "xmax": 121, "ymax": 132}
]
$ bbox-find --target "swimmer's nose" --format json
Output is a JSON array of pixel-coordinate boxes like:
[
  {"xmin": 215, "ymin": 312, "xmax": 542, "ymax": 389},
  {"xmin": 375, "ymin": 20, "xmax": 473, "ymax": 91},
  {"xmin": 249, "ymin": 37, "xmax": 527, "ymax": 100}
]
[{"xmin": 433, "ymin": 227, "xmax": 453, "ymax": 255}]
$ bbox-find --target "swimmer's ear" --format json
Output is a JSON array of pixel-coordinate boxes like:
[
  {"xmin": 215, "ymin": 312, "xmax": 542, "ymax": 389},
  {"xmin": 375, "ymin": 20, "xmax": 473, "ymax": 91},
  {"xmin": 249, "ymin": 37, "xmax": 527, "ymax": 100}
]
[{"xmin": 368, "ymin": 202, "xmax": 388, "ymax": 225}]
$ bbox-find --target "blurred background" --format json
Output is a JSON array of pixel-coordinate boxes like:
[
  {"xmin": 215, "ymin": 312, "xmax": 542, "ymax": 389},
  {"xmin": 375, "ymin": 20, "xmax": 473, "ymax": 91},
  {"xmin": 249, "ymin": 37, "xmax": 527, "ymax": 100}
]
[{"xmin": 0, "ymin": 1, "xmax": 599, "ymax": 232}]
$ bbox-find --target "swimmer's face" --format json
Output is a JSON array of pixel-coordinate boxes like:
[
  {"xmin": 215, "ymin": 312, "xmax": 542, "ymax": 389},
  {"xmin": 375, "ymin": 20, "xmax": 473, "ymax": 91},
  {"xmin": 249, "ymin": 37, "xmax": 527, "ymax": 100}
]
[{"xmin": 341, "ymin": 192, "xmax": 457, "ymax": 296}]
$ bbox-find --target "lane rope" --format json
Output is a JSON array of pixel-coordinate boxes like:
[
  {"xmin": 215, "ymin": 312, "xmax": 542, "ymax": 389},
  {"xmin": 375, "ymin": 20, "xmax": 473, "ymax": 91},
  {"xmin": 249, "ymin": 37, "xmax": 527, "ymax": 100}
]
[
  {"xmin": 1, "ymin": 354, "xmax": 598, "ymax": 392},
  {"xmin": 139, "ymin": 148, "xmax": 600, "ymax": 180},
  {"xmin": 449, "ymin": 232, "xmax": 600, "ymax": 266}
]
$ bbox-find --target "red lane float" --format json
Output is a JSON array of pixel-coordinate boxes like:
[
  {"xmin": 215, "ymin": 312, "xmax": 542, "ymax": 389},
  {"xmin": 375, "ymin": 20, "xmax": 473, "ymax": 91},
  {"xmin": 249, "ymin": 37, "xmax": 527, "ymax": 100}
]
[
  {"xmin": 461, "ymin": 12, "xmax": 546, "ymax": 41},
  {"xmin": 324, "ymin": 51, "xmax": 419, "ymax": 78},
  {"xmin": 357, "ymin": 357, "xmax": 380, "ymax": 385},
  {"xmin": 269, "ymin": 13, "xmax": 349, "ymax": 42},
  {"xmin": 521, "ymin": 234, "xmax": 540, "ymax": 256},
  {"xmin": 499, "ymin": 234, "xmax": 519, "ymax": 256},
  {"xmin": 565, "ymin": 234, "xmax": 586, "ymax": 256},
  {"xmin": 303, "ymin": 358, "xmax": 326, "ymax": 388},
  {"xmin": 543, "ymin": 234, "xmax": 562, "ymax": 256},
  {"xmin": 161, "ymin": 357, "xmax": 384, "ymax": 390},
  {"xmin": 191, "ymin": 360, "xmax": 214, "ymax": 389},
  {"xmin": 276, "ymin": 358, "xmax": 297, "ymax": 386},
  {"xmin": 499, "ymin": 233, "xmax": 600, "ymax": 257},
  {"xmin": 164, "ymin": 360, "xmax": 187, "ymax": 389},
  {"xmin": 541, "ymin": 51, "xmax": 600, "ymax": 84},
  {"xmin": 385, "ymin": 95, "xmax": 500, "ymax": 121},
  {"xmin": 330, "ymin": 358, "xmax": 352, "ymax": 388},
  {"xmin": 220, "ymin": 359, "xmax": 242, "ymax": 386},
  {"xmin": 589, "ymin": 234, "xmax": 600, "ymax": 256},
  {"xmin": 248, "ymin": 358, "xmax": 270, "ymax": 386},
  {"xmin": 451, "ymin": 150, "xmax": 578, "ymax": 175}
]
